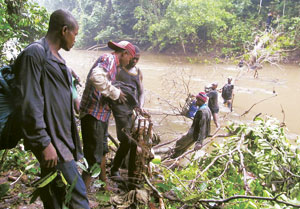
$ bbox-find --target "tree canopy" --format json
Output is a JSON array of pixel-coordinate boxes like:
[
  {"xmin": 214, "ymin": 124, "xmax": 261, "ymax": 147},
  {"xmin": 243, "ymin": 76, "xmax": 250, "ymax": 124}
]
[
  {"xmin": 36, "ymin": 0, "xmax": 300, "ymax": 58},
  {"xmin": 0, "ymin": 0, "xmax": 48, "ymax": 64}
]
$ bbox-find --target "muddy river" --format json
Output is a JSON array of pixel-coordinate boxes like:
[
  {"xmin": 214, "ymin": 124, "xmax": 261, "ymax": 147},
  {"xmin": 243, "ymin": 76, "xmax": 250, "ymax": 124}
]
[{"xmin": 61, "ymin": 49, "xmax": 300, "ymax": 142}]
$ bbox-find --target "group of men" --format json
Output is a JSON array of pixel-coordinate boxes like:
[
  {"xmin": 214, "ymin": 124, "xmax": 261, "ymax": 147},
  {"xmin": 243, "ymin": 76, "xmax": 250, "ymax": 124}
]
[
  {"xmin": 10, "ymin": 8, "xmax": 236, "ymax": 208},
  {"xmin": 172, "ymin": 77, "xmax": 234, "ymax": 158},
  {"xmin": 12, "ymin": 9, "xmax": 145, "ymax": 208}
]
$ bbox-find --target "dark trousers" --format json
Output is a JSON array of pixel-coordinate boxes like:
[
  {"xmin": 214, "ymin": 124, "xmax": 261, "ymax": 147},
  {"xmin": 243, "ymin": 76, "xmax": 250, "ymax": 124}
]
[
  {"xmin": 33, "ymin": 151, "xmax": 89, "ymax": 209},
  {"xmin": 172, "ymin": 129, "xmax": 195, "ymax": 158},
  {"xmin": 81, "ymin": 114, "xmax": 108, "ymax": 167},
  {"xmin": 111, "ymin": 114, "xmax": 136, "ymax": 175}
]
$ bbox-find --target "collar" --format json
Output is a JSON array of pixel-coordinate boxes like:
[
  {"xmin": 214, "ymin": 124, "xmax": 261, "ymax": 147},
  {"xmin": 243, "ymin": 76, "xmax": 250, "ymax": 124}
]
[
  {"xmin": 199, "ymin": 103, "xmax": 207, "ymax": 109},
  {"xmin": 112, "ymin": 52, "xmax": 120, "ymax": 67},
  {"xmin": 41, "ymin": 37, "xmax": 66, "ymax": 65}
]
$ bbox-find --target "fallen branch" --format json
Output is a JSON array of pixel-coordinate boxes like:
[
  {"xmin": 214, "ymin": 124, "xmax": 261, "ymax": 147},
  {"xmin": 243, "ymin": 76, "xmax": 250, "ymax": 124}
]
[
  {"xmin": 142, "ymin": 173, "xmax": 166, "ymax": 209},
  {"xmin": 160, "ymin": 165, "xmax": 192, "ymax": 195},
  {"xmin": 241, "ymin": 94, "xmax": 277, "ymax": 116},
  {"xmin": 280, "ymin": 104, "xmax": 286, "ymax": 127},
  {"xmin": 108, "ymin": 133, "xmax": 119, "ymax": 148},
  {"xmin": 188, "ymin": 193, "xmax": 300, "ymax": 208},
  {"xmin": 200, "ymin": 148, "xmax": 238, "ymax": 176},
  {"xmin": 237, "ymin": 133, "xmax": 251, "ymax": 195},
  {"xmin": 142, "ymin": 173, "xmax": 162, "ymax": 198},
  {"xmin": 10, "ymin": 170, "xmax": 23, "ymax": 186},
  {"xmin": 153, "ymin": 138, "xmax": 178, "ymax": 150},
  {"xmin": 162, "ymin": 126, "xmax": 223, "ymax": 167},
  {"xmin": 282, "ymin": 167, "xmax": 300, "ymax": 178}
]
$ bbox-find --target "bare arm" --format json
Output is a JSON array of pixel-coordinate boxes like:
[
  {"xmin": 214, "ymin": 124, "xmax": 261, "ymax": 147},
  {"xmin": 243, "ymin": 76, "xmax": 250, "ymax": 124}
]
[{"xmin": 138, "ymin": 69, "xmax": 145, "ymax": 108}]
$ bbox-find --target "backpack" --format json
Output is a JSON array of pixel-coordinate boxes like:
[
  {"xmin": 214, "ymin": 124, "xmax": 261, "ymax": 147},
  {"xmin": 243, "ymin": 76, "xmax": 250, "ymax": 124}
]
[
  {"xmin": 222, "ymin": 84, "xmax": 233, "ymax": 100},
  {"xmin": 0, "ymin": 64, "xmax": 22, "ymax": 149}
]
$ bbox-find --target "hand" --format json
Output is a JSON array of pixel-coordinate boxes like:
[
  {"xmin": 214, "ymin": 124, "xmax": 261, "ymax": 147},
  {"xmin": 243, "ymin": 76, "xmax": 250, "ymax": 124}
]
[
  {"xmin": 136, "ymin": 145, "xmax": 142, "ymax": 154},
  {"xmin": 135, "ymin": 107, "xmax": 150, "ymax": 117},
  {"xmin": 42, "ymin": 143, "xmax": 58, "ymax": 168},
  {"xmin": 118, "ymin": 90, "xmax": 127, "ymax": 104},
  {"xmin": 194, "ymin": 142, "xmax": 202, "ymax": 151}
]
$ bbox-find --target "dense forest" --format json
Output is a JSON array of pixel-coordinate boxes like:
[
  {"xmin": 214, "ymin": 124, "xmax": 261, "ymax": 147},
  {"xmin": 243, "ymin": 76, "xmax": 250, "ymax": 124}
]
[{"xmin": 1, "ymin": 0, "xmax": 300, "ymax": 64}]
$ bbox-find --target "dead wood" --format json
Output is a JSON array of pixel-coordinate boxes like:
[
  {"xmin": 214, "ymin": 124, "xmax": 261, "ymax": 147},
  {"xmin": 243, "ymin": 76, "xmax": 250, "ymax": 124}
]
[{"xmin": 241, "ymin": 94, "xmax": 277, "ymax": 117}]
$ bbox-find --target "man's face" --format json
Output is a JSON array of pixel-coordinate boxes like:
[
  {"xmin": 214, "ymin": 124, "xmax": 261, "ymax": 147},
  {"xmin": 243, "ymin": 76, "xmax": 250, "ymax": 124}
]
[
  {"xmin": 119, "ymin": 51, "xmax": 133, "ymax": 67},
  {"xmin": 61, "ymin": 25, "xmax": 79, "ymax": 51},
  {"xmin": 212, "ymin": 84, "xmax": 218, "ymax": 90},
  {"xmin": 196, "ymin": 99, "xmax": 204, "ymax": 106},
  {"xmin": 126, "ymin": 54, "xmax": 140, "ymax": 69}
]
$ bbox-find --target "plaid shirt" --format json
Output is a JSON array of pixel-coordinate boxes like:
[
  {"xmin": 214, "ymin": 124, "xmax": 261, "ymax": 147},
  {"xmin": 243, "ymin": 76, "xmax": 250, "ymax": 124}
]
[{"xmin": 80, "ymin": 53, "xmax": 119, "ymax": 122}]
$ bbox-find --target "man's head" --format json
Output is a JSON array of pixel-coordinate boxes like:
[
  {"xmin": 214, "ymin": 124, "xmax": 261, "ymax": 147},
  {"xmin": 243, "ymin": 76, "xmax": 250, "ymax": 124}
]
[
  {"xmin": 227, "ymin": 76, "xmax": 232, "ymax": 84},
  {"xmin": 211, "ymin": 82, "xmax": 218, "ymax": 90},
  {"xmin": 126, "ymin": 45, "xmax": 140, "ymax": 69},
  {"xmin": 196, "ymin": 92, "xmax": 207, "ymax": 106},
  {"xmin": 47, "ymin": 9, "xmax": 79, "ymax": 51},
  {"xmin": 108, "ymin": 41, "xmax": 135, "ymax": 67}
]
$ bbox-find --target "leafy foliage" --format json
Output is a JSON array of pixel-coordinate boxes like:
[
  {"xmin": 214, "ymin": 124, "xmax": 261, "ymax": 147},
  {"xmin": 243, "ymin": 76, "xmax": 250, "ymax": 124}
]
[
  {"xmin": 0, "ymin": 0, "xmax": 48, "ymax": 64},
  {"xmin": 35, "ymin": 0, "xmax": 299, "ymax": 58},
  {"xmin": 158, "ymin": 117, "xmax": 300, "ymax": 208}
]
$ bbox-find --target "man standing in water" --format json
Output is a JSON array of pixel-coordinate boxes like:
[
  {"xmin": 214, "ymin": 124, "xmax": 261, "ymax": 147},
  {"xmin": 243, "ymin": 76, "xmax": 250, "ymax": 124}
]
[
  {"xmin": 13, "ymin": 9, "xmax": 90, "ymax": 208},
  {"xmin": 110, "ymin": 45, "xmax": 146, "ymax": 180},
  {"xmin": 80, "ymin": 41, "xmax": 134, "ymax": 191},
  {"xmin": 222, "ymin": 76, "xmax": 234, "ymax": 111},
  {"xmin": 171, "ymin": 92, "xmax": 211, "ymax": 158},
  {"xmin": 207, "ymin": 82, "xmax": 220, "ymax": 128}
]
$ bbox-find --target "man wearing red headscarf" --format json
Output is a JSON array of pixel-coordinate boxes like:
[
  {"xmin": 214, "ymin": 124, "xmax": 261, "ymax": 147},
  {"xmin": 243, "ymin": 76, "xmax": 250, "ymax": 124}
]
[{"xmin": 171, "ymin": 92, "xmax": 211, "ymax": 158}]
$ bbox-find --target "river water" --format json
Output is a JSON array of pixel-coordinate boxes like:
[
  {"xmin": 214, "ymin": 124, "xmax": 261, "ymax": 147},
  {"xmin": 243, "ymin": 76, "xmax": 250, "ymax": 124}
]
[{"xmin": 61, "ymin": 49, "xmax": 300, "ymax": 142}]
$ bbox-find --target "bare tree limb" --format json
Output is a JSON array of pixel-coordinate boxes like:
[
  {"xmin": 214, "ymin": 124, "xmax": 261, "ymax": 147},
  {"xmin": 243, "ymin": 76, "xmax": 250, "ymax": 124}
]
[
  {"xmin": 188, "ymin": 193, "xmax": 300, "ymax": 208},
  {"xmin": 241, "ymin": 94, "xmax": 277, "ymax": 116},
  {"xmin": 160, "ymin": 165, "xmax": 192, "ymax": 195},
  {"xmin": 282, "ymin": 167, "xmax": 300, "ymax": 178},
  {"xmin": 237, "ymin": 133, "xmax": 251, "ymax": 195}
]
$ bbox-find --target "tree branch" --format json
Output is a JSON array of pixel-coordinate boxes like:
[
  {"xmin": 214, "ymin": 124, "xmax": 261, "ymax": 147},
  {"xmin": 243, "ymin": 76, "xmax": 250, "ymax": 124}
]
[
  {"xmin": 241, "ymin": 94, "xmax": 277, "ymax": 116},
  {"xmin": 188, "ymin": 193, "xmax": 300, "ymax": 208}
]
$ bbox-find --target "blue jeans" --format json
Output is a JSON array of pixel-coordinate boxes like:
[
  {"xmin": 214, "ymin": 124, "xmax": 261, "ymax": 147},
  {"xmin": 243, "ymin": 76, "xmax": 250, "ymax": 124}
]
[{"xmin": 38, "ymin": 160, "xmax": 90, "ymax": 209}]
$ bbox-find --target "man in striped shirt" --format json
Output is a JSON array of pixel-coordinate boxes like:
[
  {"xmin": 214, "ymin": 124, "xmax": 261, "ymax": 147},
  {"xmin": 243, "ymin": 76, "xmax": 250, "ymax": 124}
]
[{"xmin": 80, "ymin": 41, "xmax": 135, "ymax": 190}]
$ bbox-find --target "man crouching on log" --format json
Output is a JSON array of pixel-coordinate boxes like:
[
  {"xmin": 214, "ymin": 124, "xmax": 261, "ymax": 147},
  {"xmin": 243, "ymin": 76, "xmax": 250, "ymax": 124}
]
[{"xmin": 171, "ymin": 92, "xmax": 211, "ymax": 158}]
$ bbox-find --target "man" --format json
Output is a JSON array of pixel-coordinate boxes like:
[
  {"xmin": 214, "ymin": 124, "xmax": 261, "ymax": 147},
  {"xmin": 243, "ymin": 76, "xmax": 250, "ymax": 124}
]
[
  {"xmin": 266, "ymin": 12, "xmax": 273, "ymax": 32},
  {"xmin": 110, "ymin": 45, "xmax": 145, "ymax": 179},
  {"xmin": 207, "ymin": 82, "xmax": 220, "ymax": 128},
  {"xmin": 13, "ymin": 10, "xmax": 89, "ymax": 208},
  {"xmin": 80, "ymin": 41, "xmax": 134, "ymax": 190},
  {"xmin": 222, "ymin": 76, "xmax": 234, "ymax": 111},
  {"xmin": 171, "ymin": 92, "xmax": 211, "ymax": 158}
]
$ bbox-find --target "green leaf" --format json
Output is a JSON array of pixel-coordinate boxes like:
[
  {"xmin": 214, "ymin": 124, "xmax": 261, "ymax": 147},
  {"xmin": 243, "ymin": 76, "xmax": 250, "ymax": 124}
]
[
  {"xmin": 0, "ymin": 183, "xmax": 9, "ymax": 198},
  {"xmin": 33, "ymin": 171, "xmax": 58, "ymax": 188},
  {"xmin": 90, "ymin": 163, "xmax": 101, "ymax": 178},
  {"xmin": 65, "ymin": 176, "xmax": 78, "ymax": 205}
]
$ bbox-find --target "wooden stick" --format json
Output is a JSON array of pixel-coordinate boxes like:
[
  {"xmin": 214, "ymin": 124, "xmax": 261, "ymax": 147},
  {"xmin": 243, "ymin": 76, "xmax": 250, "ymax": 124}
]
[
  {"xmin": 241, "ymin": 94, "xmax": 277, "ymax": 117},
  {"xmin": 108, "ymin": 133, "xmax": 119, "ymax": 148},
  {"xmin": 142, "ymin": 173, "xmax": 166, "ymax": 209}
]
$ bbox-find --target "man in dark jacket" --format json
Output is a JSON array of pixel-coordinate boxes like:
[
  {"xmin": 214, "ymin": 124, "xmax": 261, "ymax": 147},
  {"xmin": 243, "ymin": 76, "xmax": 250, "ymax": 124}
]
[
  {"xmin": 13, "ymin": 9, "xmax": 89, "ymax": 209},
  {"xmin": 222, "ymin": 76, "xmax": 234, "ymax": 111},
  {"xmin": 110, "ymin": 46, "xmax": 145, "ymax": 179},
  {"xmin": 171, "ymin": 92, "xmax": 211, "ymax": 158}
]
